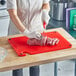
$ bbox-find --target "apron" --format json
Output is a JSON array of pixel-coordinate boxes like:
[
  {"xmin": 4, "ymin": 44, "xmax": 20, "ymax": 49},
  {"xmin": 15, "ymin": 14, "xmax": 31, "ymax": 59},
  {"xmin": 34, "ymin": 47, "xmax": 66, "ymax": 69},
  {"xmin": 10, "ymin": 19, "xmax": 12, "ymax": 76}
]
[{"xmin": 8, "ymin": 0, "xmax": 44, "ymax": 35}]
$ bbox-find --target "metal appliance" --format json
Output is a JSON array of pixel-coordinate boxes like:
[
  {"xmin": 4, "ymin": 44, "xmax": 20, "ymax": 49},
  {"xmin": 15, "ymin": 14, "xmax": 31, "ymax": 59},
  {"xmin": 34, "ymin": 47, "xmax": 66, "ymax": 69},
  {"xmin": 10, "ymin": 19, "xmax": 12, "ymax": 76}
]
[{"xmin": 50, "ymin": 0, "xmax": 74, "ymax": 21}]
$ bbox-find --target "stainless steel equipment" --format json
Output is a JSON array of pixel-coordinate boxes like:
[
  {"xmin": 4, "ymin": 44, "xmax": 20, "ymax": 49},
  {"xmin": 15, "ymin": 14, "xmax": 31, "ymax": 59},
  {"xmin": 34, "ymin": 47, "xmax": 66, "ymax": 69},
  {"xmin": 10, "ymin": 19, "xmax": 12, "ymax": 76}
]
[{"xmin": 50, "ymin": 0, "xmax": 74, "ymax": 21}]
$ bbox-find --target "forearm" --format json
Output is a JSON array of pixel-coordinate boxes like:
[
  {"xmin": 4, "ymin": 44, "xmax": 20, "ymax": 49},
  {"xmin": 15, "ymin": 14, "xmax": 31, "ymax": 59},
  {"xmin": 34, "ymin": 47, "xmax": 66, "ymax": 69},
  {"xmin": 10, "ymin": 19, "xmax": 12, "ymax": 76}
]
[{"xmin": 8, "ymin": 9, "xmax": 25, "ymax": 32}]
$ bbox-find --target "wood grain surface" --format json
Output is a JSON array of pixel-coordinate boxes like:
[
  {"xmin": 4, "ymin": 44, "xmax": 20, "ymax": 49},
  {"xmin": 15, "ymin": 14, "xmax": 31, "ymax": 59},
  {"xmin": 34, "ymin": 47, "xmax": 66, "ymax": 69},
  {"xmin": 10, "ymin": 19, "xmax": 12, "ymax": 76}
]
[{"xmin": 0, "ymin": 28, "xmax": 76, "ymax": 72}]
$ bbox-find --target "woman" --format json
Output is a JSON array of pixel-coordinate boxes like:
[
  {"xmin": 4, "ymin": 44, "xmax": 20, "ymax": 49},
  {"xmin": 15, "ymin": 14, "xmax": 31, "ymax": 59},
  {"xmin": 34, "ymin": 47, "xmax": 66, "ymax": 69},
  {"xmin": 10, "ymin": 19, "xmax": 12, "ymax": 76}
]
[
  {"xmin": 7, "ymin": 0, "xmax": 50, "ymax": 37},
  {"xmin": 7, "ymin": 0, "xmax": 50, "ymax": 76}
]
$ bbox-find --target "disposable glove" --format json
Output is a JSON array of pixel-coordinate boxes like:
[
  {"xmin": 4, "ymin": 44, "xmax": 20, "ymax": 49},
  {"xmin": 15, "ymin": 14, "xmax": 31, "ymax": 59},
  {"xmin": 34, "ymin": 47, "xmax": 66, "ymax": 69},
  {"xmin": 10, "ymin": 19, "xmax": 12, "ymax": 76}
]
[
  {"xmin": 20, "ymin": 29, "xmax": 41, "ymax": 40},
  {"xmin": 42, "ymin": 9, "xmax": 50, "ymax": 28}
]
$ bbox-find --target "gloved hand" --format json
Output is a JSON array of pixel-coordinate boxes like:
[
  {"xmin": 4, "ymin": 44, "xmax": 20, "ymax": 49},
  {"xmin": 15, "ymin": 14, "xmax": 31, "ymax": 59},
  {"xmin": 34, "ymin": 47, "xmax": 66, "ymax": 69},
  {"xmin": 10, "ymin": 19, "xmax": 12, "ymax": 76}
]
[
  {"xmin": 42, "ymin": 9, "xmax": 50, "ymax": 28},
  {"xmin": 21, "ymin": 29, "xmax": 41, "ymax": 40}
]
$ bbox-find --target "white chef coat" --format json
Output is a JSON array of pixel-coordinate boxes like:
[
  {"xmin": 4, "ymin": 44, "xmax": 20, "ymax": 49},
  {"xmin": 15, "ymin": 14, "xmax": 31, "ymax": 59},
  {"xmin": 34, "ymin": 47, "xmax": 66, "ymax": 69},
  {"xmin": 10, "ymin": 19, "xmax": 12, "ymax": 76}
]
[{"xmin": 7, "ymin": 0, "xmax": 50, "ymax": 35}]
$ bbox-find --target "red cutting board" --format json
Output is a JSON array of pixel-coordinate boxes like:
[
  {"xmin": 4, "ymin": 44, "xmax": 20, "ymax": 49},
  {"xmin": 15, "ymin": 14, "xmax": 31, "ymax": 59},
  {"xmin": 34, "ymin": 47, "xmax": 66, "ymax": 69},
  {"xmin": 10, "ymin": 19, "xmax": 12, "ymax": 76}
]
[{"xmin": 8, "ymin": 31, "xmax": 72, "ymax": 56}]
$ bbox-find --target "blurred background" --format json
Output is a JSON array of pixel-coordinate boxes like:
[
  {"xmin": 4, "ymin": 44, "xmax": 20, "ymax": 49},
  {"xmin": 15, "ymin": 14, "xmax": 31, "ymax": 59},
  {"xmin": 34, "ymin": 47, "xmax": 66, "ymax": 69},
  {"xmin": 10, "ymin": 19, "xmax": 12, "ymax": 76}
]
[{"xmin": 0, "ymin": 0, "xmax": 76, "ymax": 76}]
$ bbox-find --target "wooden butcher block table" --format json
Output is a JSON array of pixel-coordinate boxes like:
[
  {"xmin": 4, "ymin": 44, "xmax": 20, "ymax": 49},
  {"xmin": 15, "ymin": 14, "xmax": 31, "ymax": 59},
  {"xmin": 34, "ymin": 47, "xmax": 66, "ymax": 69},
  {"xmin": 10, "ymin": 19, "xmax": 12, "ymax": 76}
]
[{"xmin": 0, "ymin": 28, "xmax": 76, "ymax": 73}]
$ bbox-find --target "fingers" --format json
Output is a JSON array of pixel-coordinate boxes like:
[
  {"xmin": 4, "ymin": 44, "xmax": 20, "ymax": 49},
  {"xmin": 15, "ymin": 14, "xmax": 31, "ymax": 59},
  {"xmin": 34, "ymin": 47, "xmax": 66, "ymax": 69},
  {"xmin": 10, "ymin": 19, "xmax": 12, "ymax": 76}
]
[{"xmin": 35, "ymin": 32, "xmax": 42, "ymax": 40}]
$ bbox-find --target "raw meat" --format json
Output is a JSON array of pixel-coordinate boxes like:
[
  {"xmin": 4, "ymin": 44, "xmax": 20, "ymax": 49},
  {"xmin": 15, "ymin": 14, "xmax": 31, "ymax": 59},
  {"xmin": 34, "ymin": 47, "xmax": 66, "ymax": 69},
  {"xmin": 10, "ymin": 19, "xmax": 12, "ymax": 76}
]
[{"xmin": 27, "ymin": 36, "xmax": 59, "ymax": 46}]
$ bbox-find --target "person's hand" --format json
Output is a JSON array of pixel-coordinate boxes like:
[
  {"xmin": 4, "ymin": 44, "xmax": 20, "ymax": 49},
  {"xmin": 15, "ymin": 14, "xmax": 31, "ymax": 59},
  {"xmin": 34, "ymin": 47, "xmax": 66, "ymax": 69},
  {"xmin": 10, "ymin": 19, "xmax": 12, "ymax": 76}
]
[
  {"xmin": 42, "ymin": 9, "xmax": 50, "ymax": 26},
  {"xmin": 21, "ymin": 29, "xmax": 41, "ymax": 40}
]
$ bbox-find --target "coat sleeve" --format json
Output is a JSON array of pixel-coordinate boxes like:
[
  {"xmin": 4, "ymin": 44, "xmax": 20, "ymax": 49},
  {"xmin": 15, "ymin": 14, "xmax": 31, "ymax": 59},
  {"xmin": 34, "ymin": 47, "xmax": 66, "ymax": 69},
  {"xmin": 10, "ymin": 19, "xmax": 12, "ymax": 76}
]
[
  {"xmin": 7, "ymin": 0, "xmax": 17, "ymax": 10},
  {"xmin": 43, "ymin": 0, "xmax": 50, "ymax": 3}
]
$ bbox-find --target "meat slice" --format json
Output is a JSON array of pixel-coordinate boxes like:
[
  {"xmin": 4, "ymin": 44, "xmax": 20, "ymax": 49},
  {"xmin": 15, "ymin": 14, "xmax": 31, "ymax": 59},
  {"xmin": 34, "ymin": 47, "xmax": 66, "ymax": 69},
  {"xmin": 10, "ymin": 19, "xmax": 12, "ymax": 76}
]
[{"xmin": 27, "ymin": 36, "xmax": 59, "ymax": 46}]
